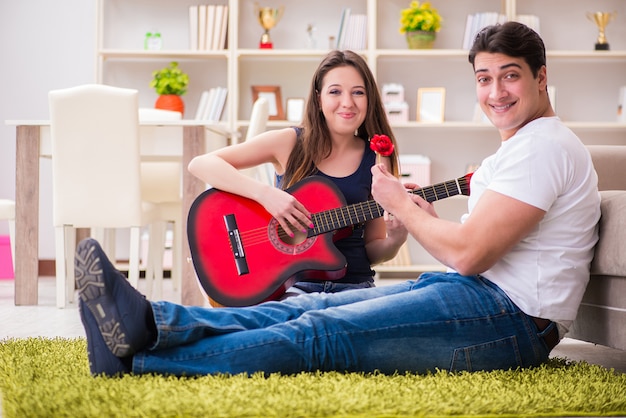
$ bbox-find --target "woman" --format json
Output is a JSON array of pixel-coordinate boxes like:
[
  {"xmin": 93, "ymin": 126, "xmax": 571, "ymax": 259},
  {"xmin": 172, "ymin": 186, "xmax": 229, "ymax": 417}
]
[{"xmin": 188, "ymin": 50, "xmax": 407, "ymax": 295}]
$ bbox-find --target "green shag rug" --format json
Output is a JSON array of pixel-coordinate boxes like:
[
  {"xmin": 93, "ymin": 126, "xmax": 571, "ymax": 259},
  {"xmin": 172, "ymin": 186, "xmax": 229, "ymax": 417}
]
[{"xmin": 1, "ymin": 338, "xmax": 625, "ymax": 417}]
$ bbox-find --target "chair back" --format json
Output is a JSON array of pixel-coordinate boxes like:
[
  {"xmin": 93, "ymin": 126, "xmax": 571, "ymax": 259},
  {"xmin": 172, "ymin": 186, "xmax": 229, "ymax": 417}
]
[
  {"xmin": 244, "ymin": 97, "xmax": 273, "ymax": 185},
  {"xmin": 49, "ymin": 84, "xmax": 142, "ymax": 228},
  {"xmin": 246, "ymin": 97, "xmax": 269, "ymax": 141}
]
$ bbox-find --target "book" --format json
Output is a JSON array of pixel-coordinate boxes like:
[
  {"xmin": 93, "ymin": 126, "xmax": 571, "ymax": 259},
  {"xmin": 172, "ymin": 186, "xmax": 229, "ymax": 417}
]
[
  {"xmin": 201, "ymin": 88, "xmax": 218, "ymax": 120},
  {"xmin": 348, "ymin": 14, "xmax": 367, "ymax": 50},
  {"xmin": 217, "ymin": 5, "xmax": 229, "ymax": 50},
  {"xmin": 336, "ymin": 8, "xmax": 351, "ymax": 48},
  {"xmin": 212, "ymin": 87, "xmax": 228, "ymax": 121},
  {"xmin": 336, "ymin": 12, "xmax": 366, "ymax": 50},
  {"xmin": 195, "ymin": 91, "xmax": 211, "ymax": 120},
  {"xmin": 212, "ymin": 5, "xmax": 225, "ymax": 50},
  {"xmin": 205, "ymin": 5, "xmax": 216, "ymax": 51},
  {"xmin": 200, "ymin": 87, "xmax": 228, "ymax": 121},
  {"xmin": 189, "ymin": 5, "xmax": 198, "ymax": 50},
  {"xmin": 198, "ymin": 5, "xmax": 207, "ymax": 50}
]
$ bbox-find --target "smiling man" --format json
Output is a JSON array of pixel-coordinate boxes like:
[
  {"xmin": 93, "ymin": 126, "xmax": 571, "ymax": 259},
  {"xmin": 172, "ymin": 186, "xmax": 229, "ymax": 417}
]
[{"xmin": 372, "ymin": 21, "xmax": 601, "ymax": 367}]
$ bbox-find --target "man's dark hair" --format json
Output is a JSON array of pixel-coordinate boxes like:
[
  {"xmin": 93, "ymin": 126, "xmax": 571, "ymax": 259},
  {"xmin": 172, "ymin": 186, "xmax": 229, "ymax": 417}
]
[{"xmin": 468, "ymin": 21, "xmax": 546, "ymax": 77}]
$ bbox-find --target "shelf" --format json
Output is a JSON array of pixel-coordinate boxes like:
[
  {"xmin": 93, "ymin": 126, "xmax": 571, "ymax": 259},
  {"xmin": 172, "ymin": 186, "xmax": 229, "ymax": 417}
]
[
  {"xmin": 375, "ymin": 49, "xmax": 626, "ymax": 60},
  {"xmin": 236, "ymin": 49, "xmax": 334, "ymax": 58},
  {"xmin": 99, "ymin": 49, "xmax": 229, "ymax": 60},
  {"xmin": 546, "ymin": 50, "xmax": 626, "ymax": 59}
]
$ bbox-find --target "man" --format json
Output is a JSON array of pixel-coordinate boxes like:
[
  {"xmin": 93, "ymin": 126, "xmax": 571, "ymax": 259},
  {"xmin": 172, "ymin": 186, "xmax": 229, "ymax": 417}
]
[{"xmin": 77, "ymin": 22, "xmax": 600, "ymax": 377}]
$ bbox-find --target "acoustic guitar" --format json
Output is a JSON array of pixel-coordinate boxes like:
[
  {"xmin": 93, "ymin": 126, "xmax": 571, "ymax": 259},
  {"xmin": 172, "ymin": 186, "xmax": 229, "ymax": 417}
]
[{"xmin": 187, "ymin": 173, "xmax": 473, "ymax": 307}]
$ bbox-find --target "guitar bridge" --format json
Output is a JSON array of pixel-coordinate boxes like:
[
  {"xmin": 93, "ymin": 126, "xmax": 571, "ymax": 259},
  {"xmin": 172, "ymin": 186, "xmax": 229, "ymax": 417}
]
[{"xmin": 224, "ymin": 214, "xmax": 249, "ymax": 275}]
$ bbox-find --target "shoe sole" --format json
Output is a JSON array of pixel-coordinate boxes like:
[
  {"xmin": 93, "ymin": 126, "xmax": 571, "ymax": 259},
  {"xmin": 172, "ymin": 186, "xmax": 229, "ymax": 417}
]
[{"xmin": 75, "ymin": 240, "xmax": 133, "ymax": 357}]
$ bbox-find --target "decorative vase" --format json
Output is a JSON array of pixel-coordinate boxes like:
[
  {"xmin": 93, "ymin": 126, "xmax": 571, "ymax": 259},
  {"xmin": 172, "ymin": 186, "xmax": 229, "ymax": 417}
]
[
  {"xmin": 406, "ymin": 31, "xmax": 436, "ymax": 49},
  {"xmin": 155, "ymin": 94, "xmax": 184, "ymax": 116}
]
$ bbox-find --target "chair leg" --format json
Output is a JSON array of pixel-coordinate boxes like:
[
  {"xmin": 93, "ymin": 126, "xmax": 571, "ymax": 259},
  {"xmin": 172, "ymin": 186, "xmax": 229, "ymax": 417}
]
[
  {"xmin": 171, "ymin": 219, "xmax": 183, "ymax": 293},
  {"xmin": 128, "ymin": 227, "xmax": 141, "ymax": 288},
  {"xmin": 155, "ymin": 221, "xmax": 167, "ymax": 300},
  {"xmin": 65, "ymin": 227, "xmax": 76, "ymax": 305},
  {"xmin": 144, "ymin": 227, "xmax": 155, "ymax": 298},
  {"xmin": 55, "ymin": 225, "xmax": 76, "ymax": 308},
  {"xmin": 145, "ymin": 222, "xmax": 166, "ymax": 299}
]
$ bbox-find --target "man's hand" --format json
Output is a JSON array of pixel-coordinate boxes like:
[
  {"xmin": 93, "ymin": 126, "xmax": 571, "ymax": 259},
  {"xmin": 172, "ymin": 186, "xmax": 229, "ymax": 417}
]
[{"xmin": 371, "ymin": 164, "xmax": 437, "ymax": 218}]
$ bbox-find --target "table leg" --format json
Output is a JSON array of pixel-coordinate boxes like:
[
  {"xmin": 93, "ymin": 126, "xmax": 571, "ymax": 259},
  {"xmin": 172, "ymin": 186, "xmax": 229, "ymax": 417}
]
[
  {"xmin": 14, "ymin": 126, "xmax": 40, "ymax": 305},
  {"xmin": 181, "ymin": 126, "xmax": 206, "ymax": 306}
]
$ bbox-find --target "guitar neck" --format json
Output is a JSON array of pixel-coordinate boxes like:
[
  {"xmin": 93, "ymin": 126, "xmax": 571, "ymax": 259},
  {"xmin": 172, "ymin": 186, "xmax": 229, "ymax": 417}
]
[{"xmin": 309, "ymin": 173, "xmax": 472, "ymax": 237}]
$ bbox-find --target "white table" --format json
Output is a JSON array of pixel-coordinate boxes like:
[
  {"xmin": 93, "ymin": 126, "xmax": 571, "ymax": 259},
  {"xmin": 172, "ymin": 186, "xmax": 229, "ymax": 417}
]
[{"xmin": 6, "ymin": 120, "xmax": 230, "ymax": 306}]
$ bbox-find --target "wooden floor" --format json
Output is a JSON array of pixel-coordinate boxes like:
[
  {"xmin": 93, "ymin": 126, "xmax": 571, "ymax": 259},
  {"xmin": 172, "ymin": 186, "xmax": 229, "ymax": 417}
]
[{"xmin": 1, "ymin": 276, "xmax": 625, "ymax": 373}]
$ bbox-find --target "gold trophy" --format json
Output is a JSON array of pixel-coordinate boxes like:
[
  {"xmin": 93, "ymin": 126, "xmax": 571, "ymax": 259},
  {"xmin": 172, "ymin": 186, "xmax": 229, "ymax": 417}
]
[
  {"xmin": 254, "ymin": 3, "xmax": 284, "ymax": 49},
  {"xmin": 586, "ymin": 11, "xmax": 617, "ymax": 51}
]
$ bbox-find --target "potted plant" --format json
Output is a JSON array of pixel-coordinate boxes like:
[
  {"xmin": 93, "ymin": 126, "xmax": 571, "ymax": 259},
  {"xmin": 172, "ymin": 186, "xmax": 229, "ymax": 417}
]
[
  {"xmin": 150, "ymin": 61, "xmax": 189, "ymax": 115},
  {"xmin": 399, "ymin": 1, "xmax": 442, "ymax": 49}
]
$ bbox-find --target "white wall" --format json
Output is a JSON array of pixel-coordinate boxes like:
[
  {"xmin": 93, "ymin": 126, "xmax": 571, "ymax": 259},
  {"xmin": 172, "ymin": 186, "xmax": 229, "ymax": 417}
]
[{"xmin": 0, "ymin": 0, "xmax": 96, "ymax": 258}]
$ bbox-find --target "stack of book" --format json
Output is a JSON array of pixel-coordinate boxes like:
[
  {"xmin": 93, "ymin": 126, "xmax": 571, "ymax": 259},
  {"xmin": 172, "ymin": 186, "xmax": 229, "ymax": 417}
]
[
  {"xmin": 194, "ymin": 87, "xmax": 228, "ymax": 121},
  {"xmin": 462, "ymin": 12, "xmax": 506, "ymax": 50},
  {"xmin": 335, "ymin": 8, "xmax": 367, "ymax": 50},
  {"xmin": 462, "ymin": 12, "xmax": 540, "ymax": 50},
  {"xmin": 189, "ymin": 4, "xmax": 229, "ymax": 50}
]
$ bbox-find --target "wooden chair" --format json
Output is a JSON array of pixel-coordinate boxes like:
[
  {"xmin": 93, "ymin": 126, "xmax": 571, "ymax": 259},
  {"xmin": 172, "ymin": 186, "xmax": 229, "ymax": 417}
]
[{"xmin": 48, "ymin": 84, "xmax": 163, "ymax": 308}]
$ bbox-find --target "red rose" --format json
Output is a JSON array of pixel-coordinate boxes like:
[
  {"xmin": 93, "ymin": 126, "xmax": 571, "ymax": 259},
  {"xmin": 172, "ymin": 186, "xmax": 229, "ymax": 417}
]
[{"xmin": 369, "ymin": 134, "xmax": 394, "ymax": 157}]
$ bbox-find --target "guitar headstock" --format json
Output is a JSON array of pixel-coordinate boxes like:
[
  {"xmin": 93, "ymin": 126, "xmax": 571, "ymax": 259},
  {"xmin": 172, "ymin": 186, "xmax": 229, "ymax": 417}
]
[{"xmin": 461, "ymin": 172, "xmax": 474, "ymax": 196}]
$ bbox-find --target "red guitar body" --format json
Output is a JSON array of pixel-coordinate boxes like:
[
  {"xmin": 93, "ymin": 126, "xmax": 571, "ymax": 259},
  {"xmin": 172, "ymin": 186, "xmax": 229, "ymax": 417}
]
[{"xmin": 188, "ymin": 177, "xmax": 349, "ymax": 307}]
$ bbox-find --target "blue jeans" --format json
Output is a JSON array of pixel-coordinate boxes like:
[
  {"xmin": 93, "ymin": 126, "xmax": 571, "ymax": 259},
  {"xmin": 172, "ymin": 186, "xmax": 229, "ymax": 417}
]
[{"xmin": 133, "ymin": 273, "xmax": 552, "ymax": 376}]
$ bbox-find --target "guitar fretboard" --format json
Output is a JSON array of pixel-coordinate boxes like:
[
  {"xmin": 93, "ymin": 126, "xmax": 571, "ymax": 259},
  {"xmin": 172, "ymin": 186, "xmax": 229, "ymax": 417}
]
[{"xmin": 309, "ymin": 174, "xmax": 471, "ymax": 237}]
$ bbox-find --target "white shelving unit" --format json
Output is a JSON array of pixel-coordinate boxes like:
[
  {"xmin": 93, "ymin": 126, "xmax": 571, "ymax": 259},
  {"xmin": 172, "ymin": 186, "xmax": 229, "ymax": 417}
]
[{"xmin": 96, "ymin": 0, "xmax": 626, "ymax": 269}]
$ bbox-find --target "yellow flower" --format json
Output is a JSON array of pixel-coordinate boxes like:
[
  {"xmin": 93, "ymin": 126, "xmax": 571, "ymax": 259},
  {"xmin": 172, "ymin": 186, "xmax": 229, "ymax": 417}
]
[{"xmin": 399, "ymin": 1, "xmax": 442, "ymax": 34}]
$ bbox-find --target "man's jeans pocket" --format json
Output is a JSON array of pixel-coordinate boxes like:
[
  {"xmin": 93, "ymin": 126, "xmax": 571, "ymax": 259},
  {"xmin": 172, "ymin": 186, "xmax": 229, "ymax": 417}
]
[{"xmin": 451, "ymin": 336, "xmax": 523, "ymax": 372}]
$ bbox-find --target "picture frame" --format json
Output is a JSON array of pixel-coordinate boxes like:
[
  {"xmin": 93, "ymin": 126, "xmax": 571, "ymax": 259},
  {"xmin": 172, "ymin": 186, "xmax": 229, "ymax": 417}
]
[
  {"xmin": 286, "ymin": 97, "xmax": 305, "ymax": 122},
  {"xmin": 251, "ymin": 85, "xmax": 284, "ymax": 120},
  {"xmin": 416, "ymin": 87, "xmax": 446, "ymax": 123}
]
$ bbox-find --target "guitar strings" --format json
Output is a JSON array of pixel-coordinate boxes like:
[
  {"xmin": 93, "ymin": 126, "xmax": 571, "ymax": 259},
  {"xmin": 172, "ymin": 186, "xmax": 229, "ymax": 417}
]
[{"xmin": 226, "ymin": 176, "xmax": 470, "ymax": 251}]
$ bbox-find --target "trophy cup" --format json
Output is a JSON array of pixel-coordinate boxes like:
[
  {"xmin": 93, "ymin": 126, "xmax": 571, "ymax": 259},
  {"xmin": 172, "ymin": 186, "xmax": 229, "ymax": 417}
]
[
  {"xmin": 254, "ymin": 3, "xmax": 284, "ymax": 49},
  {"xmin": 586, "ymin": 11, "xmax": 617, "ymax": 51}
]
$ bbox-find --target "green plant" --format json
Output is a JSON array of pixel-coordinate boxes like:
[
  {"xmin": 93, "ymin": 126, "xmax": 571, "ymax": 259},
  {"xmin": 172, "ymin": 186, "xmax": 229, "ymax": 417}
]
[
  {"xmin": 150, "ymin": 61, "xmax": 189, "ymax": 96},
  {"xmin": 399, "ymin": 1, "xmax": 442, "ymax": 34}
]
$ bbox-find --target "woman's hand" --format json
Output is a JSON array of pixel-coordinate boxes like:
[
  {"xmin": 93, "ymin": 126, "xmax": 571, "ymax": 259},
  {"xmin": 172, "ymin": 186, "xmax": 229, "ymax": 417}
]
[{"xmin": 258, "ymin": 187, "xmax": 313, "ymax": 237}]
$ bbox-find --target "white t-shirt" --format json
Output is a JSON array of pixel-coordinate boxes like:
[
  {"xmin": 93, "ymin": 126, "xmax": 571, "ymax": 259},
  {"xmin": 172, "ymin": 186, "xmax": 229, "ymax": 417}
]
[{"xmin": 463, "ymin": 117, "xmax": 600, "ymax": 330}]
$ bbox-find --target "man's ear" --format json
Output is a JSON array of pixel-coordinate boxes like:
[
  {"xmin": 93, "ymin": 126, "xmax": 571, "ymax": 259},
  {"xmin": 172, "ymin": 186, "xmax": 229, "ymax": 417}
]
[{"xmin": 537, "ymin": 65, "xmax": 548, "ymax": 90}]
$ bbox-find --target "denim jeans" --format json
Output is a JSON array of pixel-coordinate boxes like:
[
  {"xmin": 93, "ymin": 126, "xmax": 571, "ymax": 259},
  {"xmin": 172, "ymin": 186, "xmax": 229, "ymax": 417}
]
[{"xmin": 133, "ymin": 273, "xmax": 552, "ymax": 376}]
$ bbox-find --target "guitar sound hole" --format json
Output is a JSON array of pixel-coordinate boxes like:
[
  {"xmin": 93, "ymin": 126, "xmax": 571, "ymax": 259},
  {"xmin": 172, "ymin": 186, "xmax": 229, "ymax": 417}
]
[
  {"xmin": 268, "ymin": 219, "xmax": 315, "ymax": 255},
  {"xmin": 280, "ymin": 228, "xmax": 307, "ymax": 246}
]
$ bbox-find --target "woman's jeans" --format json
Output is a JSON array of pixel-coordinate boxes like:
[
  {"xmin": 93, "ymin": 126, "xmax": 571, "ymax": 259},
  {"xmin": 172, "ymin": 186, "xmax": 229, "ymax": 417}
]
[{"xmin": 133, "ymin": 273, "xmax": 553, "ymax": 376}]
